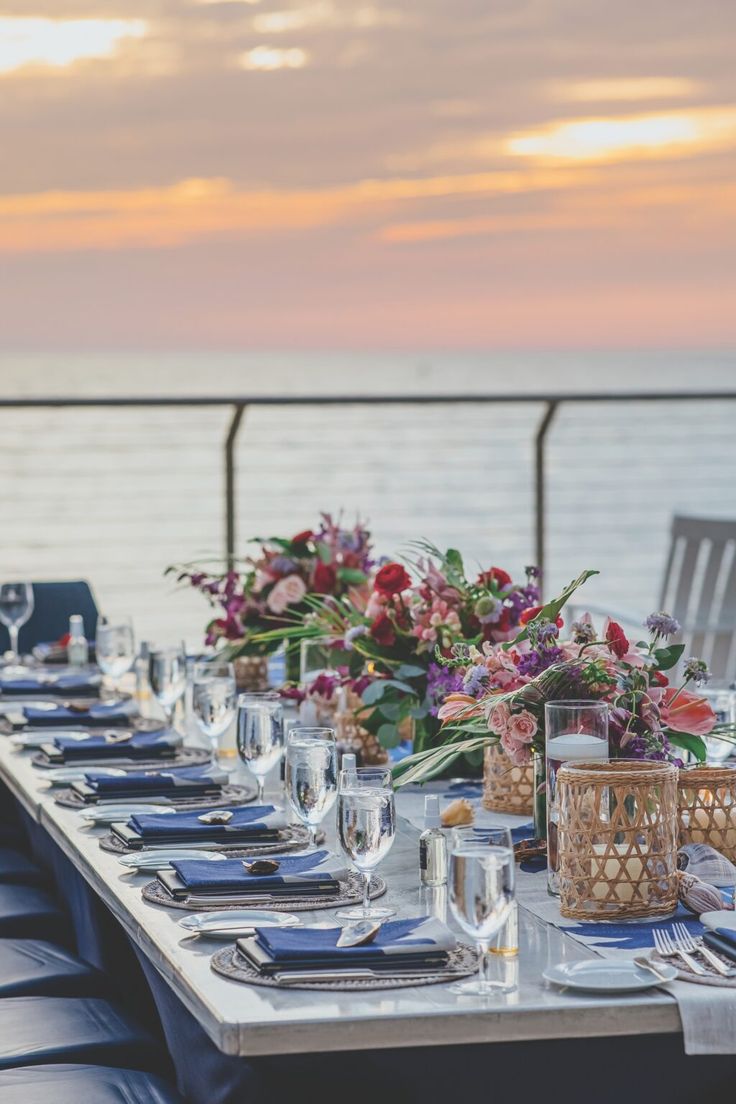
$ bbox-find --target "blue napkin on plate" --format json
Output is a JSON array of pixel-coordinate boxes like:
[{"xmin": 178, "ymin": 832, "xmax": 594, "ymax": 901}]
[
  {"xmin": 170, "ymin": 849, "xmax": 347, "ymax": 895},
  {"xmin": 53, "ymin": 728, "xmax": 180, "ymax": 761},
  {"xmin": 242, "ymin": 917, "xmax": 456, "ymax": 972},
  {"xmin": 25, "ymin": 701, "xmax": 133, "ymax": 728},
  {"xmin": 83, "ymin": 765, "xmax": 227, "ymax": 796},
  {"xmin": 0, "ymin": 674, "xmax": 100, "ymax": 698},
  {"xmin": 127, "ymin": 803, "xmax": 287, "ymax": 841}
]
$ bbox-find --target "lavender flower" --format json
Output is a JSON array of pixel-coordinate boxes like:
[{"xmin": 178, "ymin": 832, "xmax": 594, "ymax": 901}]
[
  {"xmin": 426, "ymin": 662, "xmax": 464, "ymax": 716},
  {"xmin": 517, "ymin": 645, "xmax": 563, "ymax": 678},
  {"xmin": 463, "ymin": 664, "xmax": 490, "ymax": 697},
  {"xmin": 525, "ymin": 565, "xmax": 541, "ymax": 580},
  {"xmin": 683, "ymin": 657, "xmax": 711, "ymax": 685},
  {"xmin": 271, "ymin": 555, "xmax": 298, "ymax": 575},
  {"xmin": 571, "ymin": 619, "xmax": 596, "ymax": 644},
  {"xmin": 645, "ymin": 612, "xmax": 681, "ymax": 638}
]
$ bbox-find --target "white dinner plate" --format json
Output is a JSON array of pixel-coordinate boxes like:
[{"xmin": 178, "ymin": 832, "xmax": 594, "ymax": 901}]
[
  {"xmin": 79, "ymin": 803, "xmax": 176, "ymax": 825},
  {"xmin": 700, "ymin": 910, "xmax": 736, "ymax": 933},
  {"xmin": 178, "ymin": 909, "xmax": 302, "ymax": 938},
  {"xmin": 543, "ymin": 959, "xmax": 676, "ymax": 992},
  {"xmin": 118, "ymin": 849, "xmax": 228, "ymax": 871},
  {"xmin": 42, "ymin": 766, "xmax": 127, "ymax": 785}
]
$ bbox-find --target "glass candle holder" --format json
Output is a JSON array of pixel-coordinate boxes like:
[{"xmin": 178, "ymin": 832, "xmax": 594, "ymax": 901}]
[
  {"xmin": 483, "ymin": 744, "xmax": 534, "ymax": 816},
  {"xmin": 545, "ymin": 701, "xmax": 609, "ymax": 895},
  {"xmin": 678, "ymin": 763, "xmax": 736, "ymax": 863},
  {"xmin": 557, "ymin": 759, "xmax": 678, "ymax": 921}
]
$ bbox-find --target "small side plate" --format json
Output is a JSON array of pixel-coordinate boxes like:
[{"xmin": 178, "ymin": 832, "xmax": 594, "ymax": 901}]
[
  {"xmin": 178, "ymin": 909, "xmax": 302, "ymax": 938},
  {"xmin": 118, "ymin": 849, "xmax": 228, "ymax": 871},
  {"xmin": 700, "ymin": 910, "xmax": 736, "ymax": 933},
  {"xmin": 43, "ymin": 766, "xmax": 127, "ymax": 785},
  {"xmin": 543, "ymin": 959, "xmax": 677, "ymax": 993},
  {"xmin": 79, "ymin": 803, "xmax": 176, "ymax": 825}
]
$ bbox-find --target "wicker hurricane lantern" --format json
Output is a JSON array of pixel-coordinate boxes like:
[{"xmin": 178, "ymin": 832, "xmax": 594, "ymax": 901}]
[
  {"xmin": 233, "ymin": 656, "xmax": 270, "ymax": 693},
  {"xmin": 556, "ymin": 759, "xmax": 678, "ymax": 921},
  {"xmin": 678, "ymin": 763, "xmax": 736, "ymax": 863},
  {"xmin": 482, "ymin": 744, "xmax": 534, "ymax": 815}
]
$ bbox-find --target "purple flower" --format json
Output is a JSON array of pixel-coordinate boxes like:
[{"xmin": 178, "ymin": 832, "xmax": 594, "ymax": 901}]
[
  {"xmin": 525, "ymin": 565, "xmax": 541, "ymax": 580},
  {"xmin": 645, "ymin": 612, "xmax": 681, "ymax": 638},
  {"xmin": 683, "ymin": 657, "xmax": 711, "ymax": 685},
  {"xmin": 463, "ymin": 664, "xmax": 489, "ymax": 697},
  {"xmin": 571, "ymin": 619, "xmax": 596, "ymax": 644},
  {"xmin": 271, "ymin": 556, "xmax": 298, "ymax": 575},
  {"xmin": 517, "ymin": 645, "xmax": 563, "ymax": 678},
  {"xmin": 427, "ymin": 662, "xmax": 464, "ymax": 717}
]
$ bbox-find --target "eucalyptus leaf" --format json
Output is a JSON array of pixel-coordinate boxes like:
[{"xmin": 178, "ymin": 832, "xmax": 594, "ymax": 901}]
[{"xmin": 395, "ymin": 664, "xmax": 427, "ymax": 679}]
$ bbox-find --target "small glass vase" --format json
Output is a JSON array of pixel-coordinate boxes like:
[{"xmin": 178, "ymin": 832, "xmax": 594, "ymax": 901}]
[{"xmin": 533, "ymin": 752, "xmax": 547, "ymax": 841}]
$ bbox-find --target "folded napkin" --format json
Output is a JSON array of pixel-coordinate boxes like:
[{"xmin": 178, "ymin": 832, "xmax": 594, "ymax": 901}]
[
  {"xmin": 240, "ymin": 917, "xmax": 456, "ymax": 974},
  {"xmin": 126, "ymin": 803, "xmax": 287, "ymax": 843},
  {"xmin": 0, "ymin": 674, "xmax": 100, "ymax": 698},
  {"xmin": 703, "ymin": 928, "xmax": 736, "ymax": 964},
  {"xmin": 25, "ymin": 701, "xmax": 133, "ymax": 728},
  {"xmin": 79, "ymin": 765, "xmax": 227, "ymax": 799},
  {"xmin": 169, "ymin": 849, "xmax": 347, "ymax": 897},
  {"xmin": 52, "ymin": 728, "xmax": 180, "ymax": 762}
]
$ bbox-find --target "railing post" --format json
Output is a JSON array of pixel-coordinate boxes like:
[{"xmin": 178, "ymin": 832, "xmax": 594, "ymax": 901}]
[
  {"xmin": 535, "ymin": 400, "xmax": 559, "ymax": 596},
  {"xmin": 225, "ymin": 404, "xmax": 246, "ymax": 569}
]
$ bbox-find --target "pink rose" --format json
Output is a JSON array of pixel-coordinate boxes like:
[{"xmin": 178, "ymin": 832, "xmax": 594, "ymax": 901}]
[
  {"xmin": 266, "ymin": 574, "xmax": 307, "ymax": 614},
  {"xmin": 506, "ymin": 709, "xmax": 537, "ymax": 745},
  {"xmin": 501, "ymin": 731, "xmax": 534, "ymax": 767},
  {"xmin": 486, "ymin": 700, "xmax": 511, "ymax": 736}
]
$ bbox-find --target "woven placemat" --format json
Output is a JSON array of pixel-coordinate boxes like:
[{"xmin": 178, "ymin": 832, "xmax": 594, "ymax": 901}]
[
  {"xmin": 210, "ymin": 941, "xmax": 479, "ymax": 990},
  {"xmin": 652, "ymin": 950, "xmax": 736, "ymax": 988},
  {"xmin": 32, "ymin": 747, "xmax": 212, "ymax": 771},
  {"xmin": 53, "ymin": 782, "xmax": 256, "ymax": 810},
  {"xmin": 99, "ymin": 823, "xmax": 320, "ymax": 856},
  {"xmin": 141, "ymin": 871, "xmax": 386, "ymax": 913}
]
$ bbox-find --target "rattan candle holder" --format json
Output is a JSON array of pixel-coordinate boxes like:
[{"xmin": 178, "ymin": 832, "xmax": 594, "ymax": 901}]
[
  {"xmin": 678, "ymin": 764, "xmax": 736, "ymax": 863},
  {"xmin": 482, "ymin": 743, "xmax": 534, "ymax": 815},
  {"xmin": 557, "ymin": 759, "xmax": 678, "ymax": 921}
]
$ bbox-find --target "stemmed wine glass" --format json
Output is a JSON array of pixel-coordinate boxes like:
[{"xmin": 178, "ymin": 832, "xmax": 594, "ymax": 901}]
[
  {"xmin": 236, "ymin": 691, "xmax": 284, "ymax": 804},
  {"xmin": 285, "ymin": 727, "xmax": 337, "ymax": 847},
  {"xmin": 148, "ymin": 645, "xmax": 187, "ymax": 730},
  {"xmin": 191, "ymin": 659, "xmax": 237, "ymax": 768},
  {"xmin": 96, "ymin": 621, "xmax": 135, "ymax": 699},
  {"xmin": 336, "ymin": 766, "xmax": 396, "ymax": 922},
  {"xmin": 448, "ymin": 826, "xmax": 515, "ymax": 996},
  {"xmin": 0, "ymin": 583, "xmax": 34, "ymax": 671}
]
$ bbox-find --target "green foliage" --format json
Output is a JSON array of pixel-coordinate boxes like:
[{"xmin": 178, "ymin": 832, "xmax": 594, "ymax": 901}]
[{"xmin": 653, "ymin": 644, "xmax": 685, "ymax": 671}]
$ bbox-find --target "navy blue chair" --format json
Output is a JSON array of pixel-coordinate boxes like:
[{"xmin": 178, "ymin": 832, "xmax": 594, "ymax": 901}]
[
  {"xmin": 0, "ymin": 581, "xmax": 98, "ymax": 654},
  {"xmin": 0, "ymin": 997, "xmax": 162, "ymax": 1071},
  {"xmin": 0, "ymin": 848, "xmax": 46, "ymax": 886},
  {"xmin": 0, "ymin": 884, "xmax": 70, "ymax": 942},
  {"xmin": 0, "ymin": 940, "xmax": 108, "ymax": 997},
  {"xmin": 0, "ymin": 1064, "xmax": 184, "ymax": 1104}
]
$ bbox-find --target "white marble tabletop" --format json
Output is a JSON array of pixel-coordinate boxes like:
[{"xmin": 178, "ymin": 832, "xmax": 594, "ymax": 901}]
[{"xmin": 0, "ymin": 737, "xmax": 682, "ymax": 1057}]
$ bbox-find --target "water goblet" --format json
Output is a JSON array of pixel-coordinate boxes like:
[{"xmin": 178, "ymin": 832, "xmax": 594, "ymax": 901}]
[
  {"xmin": 448, "ymin": 826, "xmax": 515, "ymax": 996},
  {"xmin": 236, "ymin": 691, "xmax": 284, "ymax": 804},
  {"xmin": 285, "ymin": 726, "xmax": 338, "ymax": 846},
  {"xmin": 0, "ymin": 582, "xmax": 34, "ymax": 670},
  {"xmin": 336, "ymin": 766, "xmax": 396, "ymax": 922},
  {"xmin": 191, "ymin": 659, "xmax": 237, "ymax": 769},
  {"xmin": 148, "ymin": 645, "xmax": 187, "ymax": 730},
  {"xmin": 96, "ymin": 620, "xmax": 135, "ymax": 699}
]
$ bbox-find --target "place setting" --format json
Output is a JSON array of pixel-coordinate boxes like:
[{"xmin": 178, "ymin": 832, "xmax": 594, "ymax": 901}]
[{"xmin": 52, "ymin": 763, "xmax": 255, "ymax": 811}]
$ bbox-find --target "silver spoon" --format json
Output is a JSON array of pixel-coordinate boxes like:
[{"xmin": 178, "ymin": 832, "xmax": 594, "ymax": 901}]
[{"xmin": 633, "ymin": 956, "xmax": 671, "ymax": 982}]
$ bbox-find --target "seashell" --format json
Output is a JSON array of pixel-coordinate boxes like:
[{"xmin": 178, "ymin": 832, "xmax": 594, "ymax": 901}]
[
  {"xmin": 242, "ymin": 859, "xmax": 280, "ymax": 875},
  {"xmin": 513, "ymin": 838, "xmax": 547, "ymax": 863},
  {"xmin": 441, "ymin": 798, "xmax": 474, "ymax": 828},
  {"xmin": 677, "ymin": 870, "xmax": 729, "ymax": 915},
  {"xmin": 197, "ymin": 810, "xmax": 233, "ymax": 825},
  {"xmin": 336, "ymin": 921, "xmax": 380, "ymax": 947},
  {"xmin": 677, "ymin": 843, "xmax": 736, "ymax": 887}
]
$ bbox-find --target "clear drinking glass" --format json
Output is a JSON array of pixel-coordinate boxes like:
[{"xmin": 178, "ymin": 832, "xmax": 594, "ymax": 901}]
[
  {"xmin": 452, "ymin": 827, "xmax": 518, "ymax": 993},
  {"xmin": 0, "ymin": 583, "xmax": 34, "ymax": 668},
  {"xmin": 191, "ymin": 659, "xmax": 237, "ymax": 767},
  {"xmin": 336, "ymin": 766, "xmax": 396, "ymax": 921},
  {"xmin": 96, "ymin": 621, "xmax": 135, "ymax": 698},
  {"xmin": 448, "ymin": 830, "xmax": 515, "ymax": 996},
  {"xmin": 236, "ymin": 691, "xmax": 285, "ymax": 804},
  {"xmin": 285, "ymin": 727, "xmax": 338, "ymax": 846},
  {"xmin": 700, "ymin": 684, "xmax": 736, "ymax": 762},
  {"xmin": 148, "ymin": 645, "xmax": 187, "ymax": 729}
]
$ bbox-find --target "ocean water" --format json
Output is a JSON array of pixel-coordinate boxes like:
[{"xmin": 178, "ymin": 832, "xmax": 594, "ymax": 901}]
[{"xmin": 0, "ymin": 349, "xmax": 734, "ymax": 647}]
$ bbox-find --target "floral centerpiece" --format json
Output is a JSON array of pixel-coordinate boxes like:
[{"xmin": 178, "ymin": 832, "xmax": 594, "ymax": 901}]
[
  {"xmin": 167, "ymin": 514, "xmax": 373, "ymax": 677},
  {"xmin": 392, "ymin": 570, "xmax": 730, "ymax": 794}
]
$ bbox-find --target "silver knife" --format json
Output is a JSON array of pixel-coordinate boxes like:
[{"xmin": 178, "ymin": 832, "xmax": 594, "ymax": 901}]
[{"xmin": 272, "ymin": 966, "xmax": 457, "ymax": 984}]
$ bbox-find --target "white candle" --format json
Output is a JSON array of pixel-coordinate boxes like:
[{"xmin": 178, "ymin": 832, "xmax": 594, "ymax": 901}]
[
  {"xmin": 690, "ymin": 802, "xmax": 736, "ymax": 850},
  {"xmin": 547, "ymin": 732, "xmax": 609, "ymax": 763},
  {"xmin": 591, "ymin": 843, "xmax": 646, "ymax": 903}
]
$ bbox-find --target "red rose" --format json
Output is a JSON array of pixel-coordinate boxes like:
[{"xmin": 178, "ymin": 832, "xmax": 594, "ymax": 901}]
[
  {"xmin": 653, "ymin": 670, "xmax": 669, "ymax": 687},
  {"xmin": 291, "ymin": 530, "xmax": 313, "ymax": 544},
  {"xmin": 520, "ymin": 605, "xmax": 563, "ymax": 628},
  {"xmin": 478, "ymin": 566, "xmax": 512, "ymax": 589},
  {"xmin": 606, "ymin": 620, "xmax": 629, "ymax": 659},
  {"xmin": 312, "ymin": 561, "xmax": 337, "ymax": 594},
  {"xmin": 370, "ymin": 613, "xmax": 396, "ymax": 647},
  {"xmin": 374, "ymin": 562, "xmax": 412, "ymax": 597}
]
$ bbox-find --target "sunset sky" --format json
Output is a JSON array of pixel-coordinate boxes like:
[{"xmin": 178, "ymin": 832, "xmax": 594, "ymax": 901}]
[{"xmin": 1, "ymin": 0, "xmax": 735, "ymax": 349}]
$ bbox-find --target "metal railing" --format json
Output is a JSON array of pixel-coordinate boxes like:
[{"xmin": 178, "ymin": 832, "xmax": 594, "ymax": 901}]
[{"xmin": 2, "ymin": 390, "xmax": 735, "ymax": 591}]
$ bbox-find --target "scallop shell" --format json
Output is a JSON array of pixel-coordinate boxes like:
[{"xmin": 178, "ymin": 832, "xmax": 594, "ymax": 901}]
[
  {"xmin": 440, "ymin": 798, "xmax": 474, "ymax": 827},
  {"xmin": 677, "ymin": 870, "xmax": 729, "ymax": 915},
  {"xmin": 677, "ymin": 842, "xmax": 736, "ymax": 887}
]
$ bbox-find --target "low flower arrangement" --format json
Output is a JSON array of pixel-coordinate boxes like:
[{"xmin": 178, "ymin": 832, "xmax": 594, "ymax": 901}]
[{"xmin": 392, "ymin": 570, "xmax": 732, "ymax": 787}]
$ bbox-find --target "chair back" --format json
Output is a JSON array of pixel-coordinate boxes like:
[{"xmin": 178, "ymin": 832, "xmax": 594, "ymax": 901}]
[
  {"xmin": 659, "ymin": 516, "xmax": 736, "ymax": 683},
  {"xmin": 0, "ymin": 580, "xmax": 99, "ymax": 654}
]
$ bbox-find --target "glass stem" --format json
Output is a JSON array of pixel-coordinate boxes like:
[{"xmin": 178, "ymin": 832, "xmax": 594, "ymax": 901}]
[
  {"xmin": 257, "ymin": 778, "xmax": 265, "ymax": 804},
  {"xmin": 363, "ymin": 870, "xmax": 371, "ymax": 913},
  {"xmin": 308, "ymin": 824, "xmax": 317, "ymax": 848},
  {"xmin": 478, "ymin": 940, "xmax": 491, "ymax": 990},
  {"xmin": 9, "ymin": 625, "xmax": 18, "ymax": 661}
]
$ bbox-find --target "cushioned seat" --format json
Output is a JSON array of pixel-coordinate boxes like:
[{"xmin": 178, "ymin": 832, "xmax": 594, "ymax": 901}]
[
  {"xmin": 0, "ymin": 997, "xmax": 161, "ymax": 1070},
  {"xmin": 0, "ymin": 940, "xmax": 108, "ymax": 997},
  {"xmin": 0, "ymin": 885, "xmax": 69, "ymax": 941},
  {"xmin": 0, "ymin": 848, "xmax": 45, "ymax": 886},
  {"xmin": 0, "ymin": 1063, "xmax": 183, "ymax": 1103}
]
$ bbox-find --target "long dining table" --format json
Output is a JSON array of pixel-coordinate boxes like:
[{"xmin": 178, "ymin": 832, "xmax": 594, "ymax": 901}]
[{"xmin": 0, "ymin": 731, "xmax": 731, "ymax": 1104}]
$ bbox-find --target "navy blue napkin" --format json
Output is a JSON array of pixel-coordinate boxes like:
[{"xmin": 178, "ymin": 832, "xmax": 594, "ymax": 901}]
[
  {"xmin": 128, "ymin": 803, "xmax": 286, "ymax": 841},
  {"xmin": 170, "ymin": 849, "xmax": 346, "ymax": 894},
  {"xmin": 247, "ymin": 917, "xmax": 455, "ymax": 970},
  {"xmin": 25, "ymin": 701, "xmax": 133, "ymax": 728},
  {"xmin": 84, "ymin": 765, "xmax": 226, "ymax": 796},
  {"xmin": 53, "ymin": 728, "xmax": 179, "ymax": 761},
  {"xmin": 0, "ymin": 674, "xmax": 100, "ymax": 698}
]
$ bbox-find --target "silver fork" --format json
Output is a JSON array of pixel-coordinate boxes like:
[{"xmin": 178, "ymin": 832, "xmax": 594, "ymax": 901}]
[
  {"xmin": 673, "ymin": 922, "xmax": 733, "ymax": 977},
  {"xmin": 653, "ymin": 927, "xmax": 706, "ymax": 975}
]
